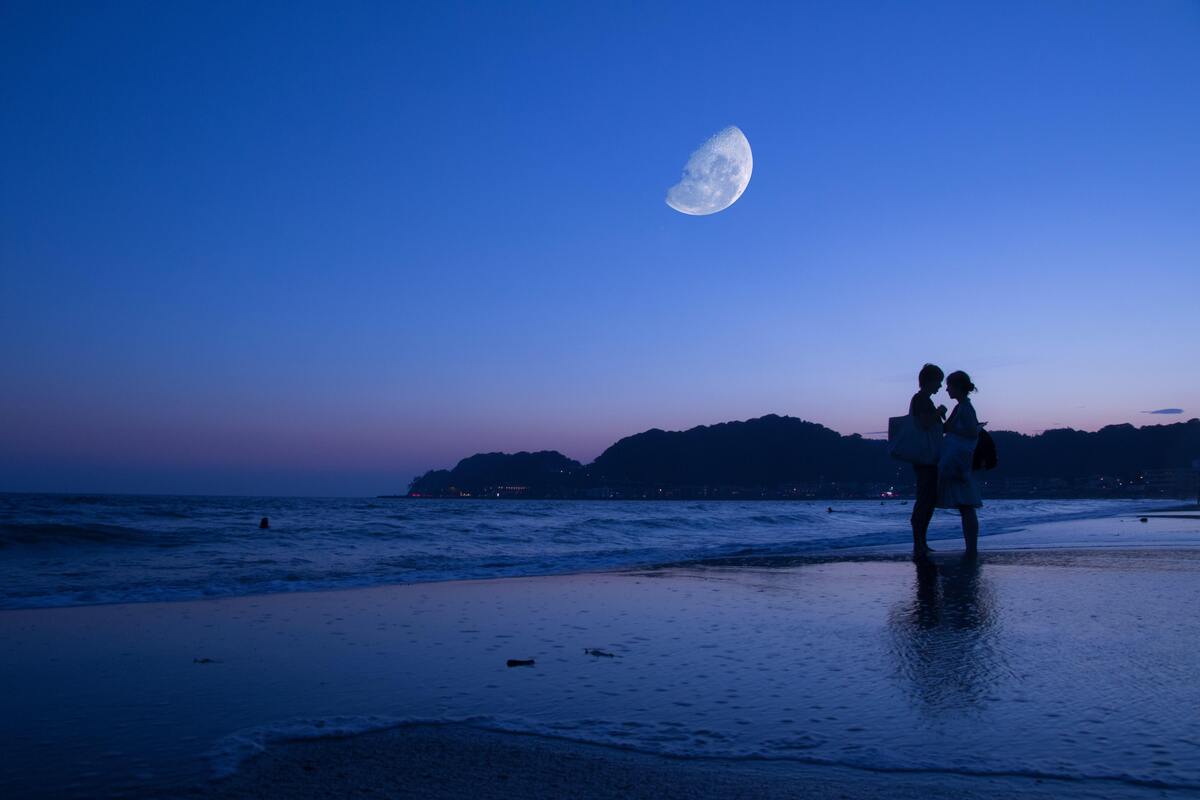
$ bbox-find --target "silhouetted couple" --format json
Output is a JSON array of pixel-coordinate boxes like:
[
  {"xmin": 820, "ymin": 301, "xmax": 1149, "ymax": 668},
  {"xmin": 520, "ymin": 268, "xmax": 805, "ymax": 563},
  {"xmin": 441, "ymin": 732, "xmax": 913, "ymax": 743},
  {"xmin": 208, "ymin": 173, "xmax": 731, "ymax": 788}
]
[{"xmin": 909, "ymin": 363, "xmax": 982, "ymax": 556}]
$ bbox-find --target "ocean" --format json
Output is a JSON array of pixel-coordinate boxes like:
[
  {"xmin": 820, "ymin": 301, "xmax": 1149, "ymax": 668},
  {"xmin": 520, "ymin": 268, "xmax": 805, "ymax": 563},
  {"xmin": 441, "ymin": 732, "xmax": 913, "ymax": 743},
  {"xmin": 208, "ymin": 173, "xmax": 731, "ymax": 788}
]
[
  {"xmin": 0, "ymin": 493, "xmax": 1175, "ymax": 609},
  {"xmin": 2, "ymin": 494, "xmax": 1199, "ymax": 799}
]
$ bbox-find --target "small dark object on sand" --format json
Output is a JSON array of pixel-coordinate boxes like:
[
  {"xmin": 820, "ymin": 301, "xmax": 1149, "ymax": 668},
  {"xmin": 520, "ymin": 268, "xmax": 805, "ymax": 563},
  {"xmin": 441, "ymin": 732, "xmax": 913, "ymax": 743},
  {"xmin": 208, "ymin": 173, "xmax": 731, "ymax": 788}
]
[
  {"xmin": 506, "ymin": 658, "xmax": 535, "ymax": 667},
  {"xmin": 584, "ymin": 648, "xmax": 616, "ymax": 658},
  {"xmin": 193, "ymin": 657, "xmax": 221, "ymax": 664},
  {"xmin": 259, "ymin": 517, "xmax": 270, "ymax": 529},
  {"xmin": 1140, "ymin": 517, "xmax": 1148, "ymax": 523},
  {"xmin": 827, "ymin": 506, "xmax": 835, "ymax": 513}
]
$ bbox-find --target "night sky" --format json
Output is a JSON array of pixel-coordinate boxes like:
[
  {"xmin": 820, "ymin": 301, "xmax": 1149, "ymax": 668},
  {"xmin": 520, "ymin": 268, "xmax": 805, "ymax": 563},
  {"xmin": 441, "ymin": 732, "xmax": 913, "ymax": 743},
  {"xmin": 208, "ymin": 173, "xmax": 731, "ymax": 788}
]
[{"xmin": 2, "ymin": 1, "xmax": 1198, "ymax": 495}]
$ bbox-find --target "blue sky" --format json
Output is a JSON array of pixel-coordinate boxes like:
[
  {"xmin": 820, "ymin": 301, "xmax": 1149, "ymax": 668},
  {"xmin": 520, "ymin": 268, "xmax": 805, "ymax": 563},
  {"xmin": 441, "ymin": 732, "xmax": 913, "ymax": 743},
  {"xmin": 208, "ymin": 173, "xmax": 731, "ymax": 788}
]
[{"xmin": 2, "ymin": 1, "xmax": 1198, "ymax": 495}]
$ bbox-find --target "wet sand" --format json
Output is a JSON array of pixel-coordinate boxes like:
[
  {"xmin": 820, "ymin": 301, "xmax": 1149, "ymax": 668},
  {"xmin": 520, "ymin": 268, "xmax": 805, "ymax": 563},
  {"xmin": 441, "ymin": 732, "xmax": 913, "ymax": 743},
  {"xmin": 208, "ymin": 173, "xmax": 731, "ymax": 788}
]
[
  {"xmin": 199, "ymin": 722, "xmax": 1184, "ymax": 800},
  {"xmin": 4, "ymin": 515, "xmax": 1200, "ymax": 799}
]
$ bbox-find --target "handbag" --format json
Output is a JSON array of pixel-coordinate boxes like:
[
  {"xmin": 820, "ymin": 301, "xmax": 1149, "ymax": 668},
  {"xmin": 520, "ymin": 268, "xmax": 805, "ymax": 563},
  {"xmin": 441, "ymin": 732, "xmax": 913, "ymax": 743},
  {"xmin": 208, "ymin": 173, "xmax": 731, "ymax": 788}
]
[
  {"xmin": 973, "ymin": 428, "xmax": 997, "ymax": 470},
  {"xmin": 888, "ymin": 414, "xmax": 942, "ymax": 465}
]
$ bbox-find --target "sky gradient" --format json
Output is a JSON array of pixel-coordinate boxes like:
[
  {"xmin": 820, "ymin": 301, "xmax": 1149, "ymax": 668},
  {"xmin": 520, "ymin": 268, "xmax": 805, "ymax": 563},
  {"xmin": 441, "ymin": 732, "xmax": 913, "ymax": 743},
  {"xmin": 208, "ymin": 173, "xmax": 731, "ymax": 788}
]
[{"xmin": 3, "ymin": 1, "xmax": 1199, "ymax": 495}]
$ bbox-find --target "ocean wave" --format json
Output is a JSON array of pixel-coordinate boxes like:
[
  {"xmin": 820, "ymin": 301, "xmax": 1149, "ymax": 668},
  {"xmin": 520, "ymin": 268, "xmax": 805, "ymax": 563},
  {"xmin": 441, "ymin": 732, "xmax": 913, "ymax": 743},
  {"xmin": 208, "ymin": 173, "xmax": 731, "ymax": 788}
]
[
  {"xmin": 208, "ymin": 714, "xmax": 414, "ymax": 778},
  {"xmin": 0, "ymin": 496, "xmax": 1179, "ymax": 609},
  {"xmin": 0, "ymin": 521, "xmax": 167, "ymax": 547},
  {"xmin": 208, "ymin": 714, "xmax": 1200, "ymax": 792}
]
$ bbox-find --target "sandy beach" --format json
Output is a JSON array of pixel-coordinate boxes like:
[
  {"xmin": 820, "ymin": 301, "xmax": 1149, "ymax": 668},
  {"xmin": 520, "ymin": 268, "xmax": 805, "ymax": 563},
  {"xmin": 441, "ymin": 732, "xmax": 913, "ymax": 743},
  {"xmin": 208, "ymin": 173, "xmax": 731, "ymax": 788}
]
[{"xmin": 3, "ymin": 514, "xmax": 1200, "ymax": 799}]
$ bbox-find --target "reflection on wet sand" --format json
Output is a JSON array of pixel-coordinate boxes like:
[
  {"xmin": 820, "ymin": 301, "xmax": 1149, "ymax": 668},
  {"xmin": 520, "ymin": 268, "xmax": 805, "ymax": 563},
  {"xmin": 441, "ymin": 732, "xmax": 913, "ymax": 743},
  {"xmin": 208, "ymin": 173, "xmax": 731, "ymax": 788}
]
[{"xmin": 889, "ymin": 555, "xmax": 1009, "ymax": 710}]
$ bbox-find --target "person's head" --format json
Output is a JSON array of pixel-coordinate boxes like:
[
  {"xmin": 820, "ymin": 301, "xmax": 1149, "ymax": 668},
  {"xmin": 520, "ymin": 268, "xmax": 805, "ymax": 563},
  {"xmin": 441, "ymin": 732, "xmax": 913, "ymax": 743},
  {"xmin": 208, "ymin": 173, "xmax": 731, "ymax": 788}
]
[
  {"xmin": 918, "ymin": 363, "xmax": 944, "ymax": 395},
  {"xmin": 946, "ymin": 370, "xmax": 977, "ymax": 400}
]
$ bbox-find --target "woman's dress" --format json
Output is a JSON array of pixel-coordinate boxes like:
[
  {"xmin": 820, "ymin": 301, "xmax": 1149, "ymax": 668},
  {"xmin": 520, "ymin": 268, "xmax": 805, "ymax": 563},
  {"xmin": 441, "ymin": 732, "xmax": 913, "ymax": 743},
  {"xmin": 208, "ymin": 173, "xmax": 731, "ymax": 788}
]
[{"xmin": 937, "ymin": 399, "xmax": 983, "ymax": 509}]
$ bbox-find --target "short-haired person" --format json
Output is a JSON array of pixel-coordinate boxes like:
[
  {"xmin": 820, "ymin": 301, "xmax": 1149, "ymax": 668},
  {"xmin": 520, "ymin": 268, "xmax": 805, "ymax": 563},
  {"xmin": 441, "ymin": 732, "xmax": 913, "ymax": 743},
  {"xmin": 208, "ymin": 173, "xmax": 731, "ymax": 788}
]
[
  {"xmin": 939, "ymin": 370, "xmax": 983, "ymax": 553},
  {"xmin": 909, "ymin": 363, "xmax": 946, "ymax": 555}
]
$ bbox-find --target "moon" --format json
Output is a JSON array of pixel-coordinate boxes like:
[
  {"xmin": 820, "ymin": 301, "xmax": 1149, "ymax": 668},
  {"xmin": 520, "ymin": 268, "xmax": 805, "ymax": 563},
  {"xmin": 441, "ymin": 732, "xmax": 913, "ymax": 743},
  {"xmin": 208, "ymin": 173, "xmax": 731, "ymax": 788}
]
[{"xmin": 666, "ymin": 126, "xmax": 753, "ymax": 216}]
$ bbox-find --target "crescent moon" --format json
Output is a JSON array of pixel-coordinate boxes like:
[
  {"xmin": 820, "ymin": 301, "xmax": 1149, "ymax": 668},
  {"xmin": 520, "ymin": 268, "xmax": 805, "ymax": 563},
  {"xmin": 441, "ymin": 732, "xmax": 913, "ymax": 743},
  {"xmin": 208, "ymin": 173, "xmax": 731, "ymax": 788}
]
[{"xmin": 666, "ymin": 126, "xmax": 753, "ymax": 216}]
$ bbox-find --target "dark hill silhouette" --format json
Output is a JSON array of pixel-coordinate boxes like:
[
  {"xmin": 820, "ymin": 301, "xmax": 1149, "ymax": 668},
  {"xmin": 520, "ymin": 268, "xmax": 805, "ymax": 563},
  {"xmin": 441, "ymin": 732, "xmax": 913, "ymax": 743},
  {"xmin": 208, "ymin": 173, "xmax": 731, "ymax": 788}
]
[
  {"xmin": 409, "ymin": 451, "xmax": 581, "ymax": 497},
  {"xmin": 406, "ymin": 415, "xmax": 1200, "ymax": 499},
  {"xmin": 592, "ymin": 414, "xmax": 894, "ymax": 485},
  {"xmin": 986, "ymin": 423, "xmax": 1200, "ymax": 478}
]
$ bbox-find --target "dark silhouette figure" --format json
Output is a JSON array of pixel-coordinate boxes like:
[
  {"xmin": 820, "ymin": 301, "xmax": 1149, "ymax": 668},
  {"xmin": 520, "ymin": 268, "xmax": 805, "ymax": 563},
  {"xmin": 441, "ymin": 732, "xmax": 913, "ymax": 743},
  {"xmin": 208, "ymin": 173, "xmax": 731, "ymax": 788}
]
[
  {"xmin": 890, "ymin": 553, "xmax": 1002, "ymax": 709},
  {"xmin": 910, "ymin": 363, "xmax": 947, "ymax": 555},
  {"xmin": 259, "ymin": 517, "xmax": 270, "ymax": 529},
  {"xmin": 939, "ymin": 371, "xmax": 982, "ymax": 553}
]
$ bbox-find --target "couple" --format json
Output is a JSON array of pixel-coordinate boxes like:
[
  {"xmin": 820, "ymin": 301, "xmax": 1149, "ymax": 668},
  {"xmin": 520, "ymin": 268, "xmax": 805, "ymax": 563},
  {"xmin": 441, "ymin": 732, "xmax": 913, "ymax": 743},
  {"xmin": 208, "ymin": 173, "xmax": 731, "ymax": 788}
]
[{"xmin": 909, "ymin": 363, "xmax": 982, "ymax": 556}]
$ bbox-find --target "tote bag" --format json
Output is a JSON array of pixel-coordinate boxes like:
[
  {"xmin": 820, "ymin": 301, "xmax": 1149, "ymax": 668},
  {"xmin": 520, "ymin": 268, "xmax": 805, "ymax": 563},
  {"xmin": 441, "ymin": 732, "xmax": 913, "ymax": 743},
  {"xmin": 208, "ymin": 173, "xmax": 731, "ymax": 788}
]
[{"xmin": 888, "ymin": 415, "xmax": 942, "ymax": 465}]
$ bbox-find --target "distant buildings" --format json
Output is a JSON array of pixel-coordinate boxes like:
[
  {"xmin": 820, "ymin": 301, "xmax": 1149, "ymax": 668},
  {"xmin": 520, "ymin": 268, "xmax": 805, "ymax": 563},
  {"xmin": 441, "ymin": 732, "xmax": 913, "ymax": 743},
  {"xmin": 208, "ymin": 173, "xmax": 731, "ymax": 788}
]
[
  {"xmin": 980, "ymin": 468, "xmax": 1196, "ymax": 500},
  {"xmin": 408, "ymin": 467, "xmax": 1198, "ymax": 501}
]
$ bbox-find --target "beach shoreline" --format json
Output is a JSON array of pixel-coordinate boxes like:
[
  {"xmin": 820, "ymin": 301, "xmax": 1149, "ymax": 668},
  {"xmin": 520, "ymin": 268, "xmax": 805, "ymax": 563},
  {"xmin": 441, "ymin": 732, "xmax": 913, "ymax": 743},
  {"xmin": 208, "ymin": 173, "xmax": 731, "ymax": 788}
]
[
  {"xmin": 194, "ymin": 543, "xmax": 1200, "ymax": 800},
  {"xmin": 4, "ymin": 515, "xmax": 1200, "ymax": 799},
  {"xmin": 195, "ymin": 721, "xmax": 1196, "ymax": 800},
  {"xmin": 1, "ymin": 496, "xmax": 1176, "ymax": 611}
]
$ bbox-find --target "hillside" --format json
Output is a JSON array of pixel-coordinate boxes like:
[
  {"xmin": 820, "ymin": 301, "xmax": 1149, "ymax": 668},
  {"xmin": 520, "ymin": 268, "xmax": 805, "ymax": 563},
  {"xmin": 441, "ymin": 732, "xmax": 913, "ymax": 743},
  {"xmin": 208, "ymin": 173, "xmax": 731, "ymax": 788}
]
[{"xmin": 406, "ymin": 415, "xmax": 1200, "ymax": 499}]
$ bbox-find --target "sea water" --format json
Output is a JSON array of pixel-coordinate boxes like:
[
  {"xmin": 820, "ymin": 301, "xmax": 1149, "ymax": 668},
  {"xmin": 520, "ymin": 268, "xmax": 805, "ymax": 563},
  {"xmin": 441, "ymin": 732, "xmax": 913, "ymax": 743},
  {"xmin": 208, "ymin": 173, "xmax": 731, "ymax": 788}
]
[
  {"xmin": 2, "ymin": 495, "xmax": 1197, "ymax": 799},
  {"xmin": 0, "ymin": 494, "xmax": 1173, "ymax": 609}
]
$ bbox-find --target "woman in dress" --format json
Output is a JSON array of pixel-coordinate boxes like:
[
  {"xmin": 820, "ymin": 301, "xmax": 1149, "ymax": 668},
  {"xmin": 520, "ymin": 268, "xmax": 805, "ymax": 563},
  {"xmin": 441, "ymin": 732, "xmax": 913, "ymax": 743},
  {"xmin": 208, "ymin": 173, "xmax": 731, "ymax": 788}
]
[{"xmin": 938, "ymin": 371, "xmax": 982, "ymax": 553}]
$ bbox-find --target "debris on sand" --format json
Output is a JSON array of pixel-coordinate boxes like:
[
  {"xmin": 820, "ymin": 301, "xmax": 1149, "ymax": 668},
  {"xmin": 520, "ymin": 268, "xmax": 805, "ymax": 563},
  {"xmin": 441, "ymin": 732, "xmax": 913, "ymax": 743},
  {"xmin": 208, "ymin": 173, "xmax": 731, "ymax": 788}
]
[{"xmin": 584, "ymin": 648, "xmax": 616, "ymax": 658}]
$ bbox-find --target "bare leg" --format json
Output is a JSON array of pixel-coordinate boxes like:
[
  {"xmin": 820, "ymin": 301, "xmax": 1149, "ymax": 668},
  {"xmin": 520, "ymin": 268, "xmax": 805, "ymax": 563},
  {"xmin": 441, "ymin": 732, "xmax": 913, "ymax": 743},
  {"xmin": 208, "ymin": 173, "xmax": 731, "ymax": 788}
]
[
  {"xmin": 959, "ymin": 505, "xmax": 978, "ymax": 553},
  {"xmin": 911, "ymin": 509, "xmax": 933, "ymax": 553},
  {"xmin": 911, "ymin": 465, "xmax": 937, "ymax": 554}
]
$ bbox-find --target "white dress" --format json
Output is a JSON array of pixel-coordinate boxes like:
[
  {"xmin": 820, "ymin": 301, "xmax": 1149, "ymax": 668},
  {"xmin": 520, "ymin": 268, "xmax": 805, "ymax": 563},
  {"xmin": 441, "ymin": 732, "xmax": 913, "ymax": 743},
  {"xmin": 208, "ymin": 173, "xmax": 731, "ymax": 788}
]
[{"xmin": 937, "ymin": 399, "xmax": 983, "ymax": 509}]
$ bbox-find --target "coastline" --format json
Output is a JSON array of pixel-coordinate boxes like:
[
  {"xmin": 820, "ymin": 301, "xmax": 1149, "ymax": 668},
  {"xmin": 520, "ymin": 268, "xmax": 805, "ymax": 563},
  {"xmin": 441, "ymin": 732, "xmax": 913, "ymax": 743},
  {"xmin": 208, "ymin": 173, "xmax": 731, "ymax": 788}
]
[
  {"xmin": 197, "ymin": 722, "xmax": 1195, "ymax": 800},
  {"xmin": 197, "ymin": 540, "xmax": 1200, "ymax": 800},
  {"xmin": 3, "ymin": 514, "xmax": 1200, "ymax": 798},
  {"xmin": 1, "ymin": 498, "xmax": 1180, "ymax": 612}
]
